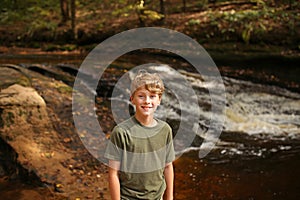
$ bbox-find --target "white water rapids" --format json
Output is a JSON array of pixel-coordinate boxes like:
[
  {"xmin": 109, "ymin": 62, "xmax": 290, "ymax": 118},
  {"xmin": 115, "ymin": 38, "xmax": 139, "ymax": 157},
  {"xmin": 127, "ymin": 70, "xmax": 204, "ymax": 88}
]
[
  {"xmin": 149, "ymin": 65, "xmax": 300, "ymax": 158},
  {"xmin": 152, "ymin": 65, "xmax": 300, "ymax": 138},
  {"xmin": 223, "ymin": 77, "xmax": 300, "ymax": 136},
  {"xmin": 78, "ymin": 63, "xmax": 300, "ymax": 158}
]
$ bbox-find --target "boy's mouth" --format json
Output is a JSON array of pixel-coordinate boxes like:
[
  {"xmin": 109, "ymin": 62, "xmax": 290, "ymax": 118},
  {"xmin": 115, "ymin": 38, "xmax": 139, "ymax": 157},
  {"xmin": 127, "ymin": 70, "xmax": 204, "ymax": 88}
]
[{"xmin": 141, "ymin": 106, "xmax": 152, "ymax": 111}]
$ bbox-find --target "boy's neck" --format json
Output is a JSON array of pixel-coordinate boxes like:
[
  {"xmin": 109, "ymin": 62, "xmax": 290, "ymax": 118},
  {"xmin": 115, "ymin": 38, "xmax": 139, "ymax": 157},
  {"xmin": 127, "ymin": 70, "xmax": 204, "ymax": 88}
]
[{"xmin": 134, "ymin": 114, "xmax": 157, "ymax": 127}]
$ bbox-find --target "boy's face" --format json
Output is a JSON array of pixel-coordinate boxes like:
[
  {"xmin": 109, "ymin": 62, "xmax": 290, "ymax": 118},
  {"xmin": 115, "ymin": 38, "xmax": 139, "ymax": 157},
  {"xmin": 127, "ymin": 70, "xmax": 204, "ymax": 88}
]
[{"xmin": 131, "ymin": 87, "xmax": 161, "ymax": 117}]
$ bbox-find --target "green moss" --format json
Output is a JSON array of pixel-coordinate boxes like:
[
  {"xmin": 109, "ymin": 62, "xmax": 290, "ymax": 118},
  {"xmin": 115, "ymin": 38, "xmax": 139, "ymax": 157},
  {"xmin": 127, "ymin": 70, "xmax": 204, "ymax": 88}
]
[
  {"xmin": 6, "ymin": 111, "xmax": 15, "ymax": 127},
  {"xmin": 57, "ymin": 85, "xmax": 73, "ymax": 94},
  {"xmin": 17, "ymin": 76, "xmax": 31, "ymax": 87},
  {"xmin": 19, "ymin": 109, "xmax": 26, "ymax": 117}
]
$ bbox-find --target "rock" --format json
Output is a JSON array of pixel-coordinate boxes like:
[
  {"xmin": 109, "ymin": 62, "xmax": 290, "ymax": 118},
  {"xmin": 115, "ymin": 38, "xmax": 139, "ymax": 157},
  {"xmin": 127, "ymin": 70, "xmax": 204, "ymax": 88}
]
[
  {"xmin": 0, "ymin": 65, "xmax": 109, "ymax": 199},
  {"xmin": 0, "ymin": 84, "xmax": 45, "ymax": 107},
  {"xmin": 0, "ymin": 84, "xmax": 75, "ymax": 188}
]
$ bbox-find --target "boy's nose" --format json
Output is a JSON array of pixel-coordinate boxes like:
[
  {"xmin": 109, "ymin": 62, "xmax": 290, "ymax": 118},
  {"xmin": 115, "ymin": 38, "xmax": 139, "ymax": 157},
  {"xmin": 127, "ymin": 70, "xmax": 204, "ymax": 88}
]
[{"xmin": 145, "ymin": 96, "xmax": 151, "ymax": 103}]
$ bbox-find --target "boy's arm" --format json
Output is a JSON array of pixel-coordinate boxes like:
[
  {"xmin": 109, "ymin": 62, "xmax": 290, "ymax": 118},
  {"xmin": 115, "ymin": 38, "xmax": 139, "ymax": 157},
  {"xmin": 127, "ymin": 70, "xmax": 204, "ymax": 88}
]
[
  {"xmin": 164, "ymin": 162, "xmax": 174, "ymax": 200},
  {"xmin": 108, "ymin": 160, "xmax": 121, "ymax": 200}
]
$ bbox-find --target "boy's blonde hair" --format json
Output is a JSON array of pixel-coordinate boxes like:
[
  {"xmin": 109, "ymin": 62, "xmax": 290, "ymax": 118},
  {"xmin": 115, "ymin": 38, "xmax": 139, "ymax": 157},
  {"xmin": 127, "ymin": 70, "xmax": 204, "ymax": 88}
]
[{"xmin": 131, "ymin": 70, "xmax": 165, "ymax": 97}]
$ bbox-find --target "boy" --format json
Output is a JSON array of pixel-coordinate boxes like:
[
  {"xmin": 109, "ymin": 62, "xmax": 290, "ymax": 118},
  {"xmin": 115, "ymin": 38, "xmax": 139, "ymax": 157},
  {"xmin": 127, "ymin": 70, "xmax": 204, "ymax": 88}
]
[{"xmin": 105, "ymin": 70, "xmax": 175, "ymax": 200}]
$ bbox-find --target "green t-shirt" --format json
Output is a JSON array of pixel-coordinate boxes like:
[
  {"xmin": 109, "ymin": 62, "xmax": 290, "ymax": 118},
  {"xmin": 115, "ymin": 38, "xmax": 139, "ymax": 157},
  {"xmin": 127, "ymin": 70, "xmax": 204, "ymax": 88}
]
[{"xmin": 105, "ymin": 116, "xmax": 175, "ymax": 200}]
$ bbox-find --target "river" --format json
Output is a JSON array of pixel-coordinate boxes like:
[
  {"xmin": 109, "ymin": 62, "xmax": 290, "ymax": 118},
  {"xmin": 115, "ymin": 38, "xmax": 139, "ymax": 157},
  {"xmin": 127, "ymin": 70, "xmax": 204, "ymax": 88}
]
[
  {"xmin": 1, "ymin": 50, "xmax": 300, "ymax": 199},
  {"xmin": 106, "ymin": 52, "xmax": 300, "ymax": 199}
]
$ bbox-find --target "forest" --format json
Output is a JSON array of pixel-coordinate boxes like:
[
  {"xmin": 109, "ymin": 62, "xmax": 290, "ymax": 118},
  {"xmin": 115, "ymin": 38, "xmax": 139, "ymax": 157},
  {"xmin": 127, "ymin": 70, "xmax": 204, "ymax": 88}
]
[{"xmin": 0, "ymin": 0, "xmax": 299, "ymax": 53}]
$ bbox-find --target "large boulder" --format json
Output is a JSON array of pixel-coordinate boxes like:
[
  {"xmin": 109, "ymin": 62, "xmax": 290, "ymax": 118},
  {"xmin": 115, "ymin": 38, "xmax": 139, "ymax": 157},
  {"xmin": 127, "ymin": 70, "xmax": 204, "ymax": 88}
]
[{"xmin": 0, "ymin": 65, "xmax": 109, "ymax": 199}]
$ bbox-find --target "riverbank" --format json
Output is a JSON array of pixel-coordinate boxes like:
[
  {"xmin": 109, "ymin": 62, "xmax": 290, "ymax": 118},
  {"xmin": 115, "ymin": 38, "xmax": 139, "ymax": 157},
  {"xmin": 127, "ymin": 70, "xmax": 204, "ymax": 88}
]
[{"xmin": 1, "ymin": 41, "xmax": 300, "ymax": 94}]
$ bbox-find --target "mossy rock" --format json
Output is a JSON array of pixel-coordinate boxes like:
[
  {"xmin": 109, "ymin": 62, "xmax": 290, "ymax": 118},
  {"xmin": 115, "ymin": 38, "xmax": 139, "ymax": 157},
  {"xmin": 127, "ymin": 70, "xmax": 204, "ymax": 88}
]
[{"xmin": 0, "ymin": 66, "xmax": 31, "ymax": 89}]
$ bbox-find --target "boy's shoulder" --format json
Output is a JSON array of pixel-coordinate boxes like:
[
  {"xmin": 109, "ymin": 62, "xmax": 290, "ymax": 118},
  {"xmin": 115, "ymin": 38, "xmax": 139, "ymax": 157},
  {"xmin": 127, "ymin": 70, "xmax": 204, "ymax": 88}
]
[
  {"xmin": 156, "ymin": 118, "xmax": 172, "ymax": 129},
  {"xmin": 115, "ymin": 116, "xmax": 136, "ymax": 130}
]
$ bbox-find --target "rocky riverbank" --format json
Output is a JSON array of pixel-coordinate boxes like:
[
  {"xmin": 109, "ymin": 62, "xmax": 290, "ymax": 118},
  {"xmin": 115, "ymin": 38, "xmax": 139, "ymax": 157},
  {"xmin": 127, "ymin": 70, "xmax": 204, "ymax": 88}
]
[{"xmin": 0, "ymin": 64, "xmax": 110, "ymax": 199}]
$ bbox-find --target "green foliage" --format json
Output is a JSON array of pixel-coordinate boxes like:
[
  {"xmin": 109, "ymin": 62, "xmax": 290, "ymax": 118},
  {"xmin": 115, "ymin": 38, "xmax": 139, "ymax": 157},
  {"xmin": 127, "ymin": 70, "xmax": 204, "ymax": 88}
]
[
  {"xmin": 242, "ymin": 23, "xmax": 253, "ymax": 44},
  {"xmin": 194, "ymin": 0, "xmax": 208, "ymax": 8},
  {"xmin": 187, "ymin": 19, "xmax": 201, "ymax": 26},
  {"xmin": 251, "ymin": 0, "xmax": 266, "ymax": 8},
  {"xmin": 142, "ymin": 10, "xmax": 164, "ymax": 20},
  {"xmin": 0, "ymin": 11, "xmax": 23, "ymax": 24},
  {"xmin": 182, "ymin": 0, "xmax": 208, "ymax": 9},
  {"xmin": 204, "ymin": 4, "xmax": 298, "ymax": 44},
  {"xmin": 112, "ymin": 4, "xmax": 135, "ymax": 16},
  {"xmin": 43, "ymin": 44, "xmax": 77, "ymax": 52},
  {"xmin": 0, "ymin": 0, "xmax": 60, "ymax": 33},
  {"xmin": 0, "ymin": 0, "xmax": 298, "ymax": 46},
  {"xmin": 27, "ymin": 20, "xmax": 57, "ymax": 37}
]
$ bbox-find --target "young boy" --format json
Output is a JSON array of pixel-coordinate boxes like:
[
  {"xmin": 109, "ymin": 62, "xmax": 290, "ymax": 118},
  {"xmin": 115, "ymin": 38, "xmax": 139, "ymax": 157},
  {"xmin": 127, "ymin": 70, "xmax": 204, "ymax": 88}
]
[{"xmin": 105, "ymin": 70, "xmax": 175, "ymax": 200}]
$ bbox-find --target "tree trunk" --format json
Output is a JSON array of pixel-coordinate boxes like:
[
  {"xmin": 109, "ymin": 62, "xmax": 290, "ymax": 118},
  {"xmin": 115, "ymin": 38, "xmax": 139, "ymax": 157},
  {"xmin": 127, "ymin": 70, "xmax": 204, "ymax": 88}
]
[
  {"xmin": 12, "ymin": 0, "xmax": 18, "ymax": 9},
  {"xmin": 160, "ymin": 0, "xmax": 165, "ymax": 15},
  {"xmin": 60, "ymin": 0, "xmax": 70, "ymax": 23},
  {"xmin": 160, "ymin": 0, "xmax": 166, "ymax": 23},
  {"xmin": 182, "ymin": 0, "xmax": 186, "ymax": 12},
  {"xmin": 70, "ymin": 0, "xmax": 76, "ymax": 40}
]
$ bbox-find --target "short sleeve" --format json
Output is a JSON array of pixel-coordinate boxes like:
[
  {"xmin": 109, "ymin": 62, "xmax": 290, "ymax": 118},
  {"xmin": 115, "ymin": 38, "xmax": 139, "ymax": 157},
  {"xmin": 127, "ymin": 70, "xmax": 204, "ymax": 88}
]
[{"xmin": 104, "ymin": 126, "xmax": 123, "ymax": 161}]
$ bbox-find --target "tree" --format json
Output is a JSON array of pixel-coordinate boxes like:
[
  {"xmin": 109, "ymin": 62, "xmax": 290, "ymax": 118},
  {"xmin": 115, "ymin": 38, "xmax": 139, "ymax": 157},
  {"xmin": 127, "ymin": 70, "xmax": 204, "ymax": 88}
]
[
  {"xmin": 70, "ymin": 0, "xmax": 76, "ymax": 39},
  {"xmin": 59, "ymin": 0, "xmax": 76, "ymax": 39},
  {"xmin": 60, "ymin": 0, "xmax": 70, "ymax": 23},
  {"xmin": 160, "ymin": 0, "xmax": 165, "ymax": 15},
  {"xmin": 182, "ymin": 0, "xmax": 186, "ymax": 12}
]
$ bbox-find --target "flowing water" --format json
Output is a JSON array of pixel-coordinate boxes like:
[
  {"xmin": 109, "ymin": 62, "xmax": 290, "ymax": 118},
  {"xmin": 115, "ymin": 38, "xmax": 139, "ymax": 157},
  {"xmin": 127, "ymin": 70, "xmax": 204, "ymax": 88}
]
[
  {"xmin": 76, "ymin": 51, "xmax": 300, "ymax": 199},
  {"xmin": 166, "ymin": 68, "xmax": 300, "ymax": 199},
  {"xmin": 1, "ymin": 52, "xmax": 300, "ymax": 199}
]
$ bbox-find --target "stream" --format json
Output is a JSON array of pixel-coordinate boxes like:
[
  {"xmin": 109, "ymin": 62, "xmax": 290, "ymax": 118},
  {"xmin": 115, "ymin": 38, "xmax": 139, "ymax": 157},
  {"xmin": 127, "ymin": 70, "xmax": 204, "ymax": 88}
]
[
  {"xmin": 104, "ymin": 53, "xmax": 300, "ymax": 199},
  {"xmin": 1, "ymin": 51, "xmax": 300, "ymax": 199}
]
